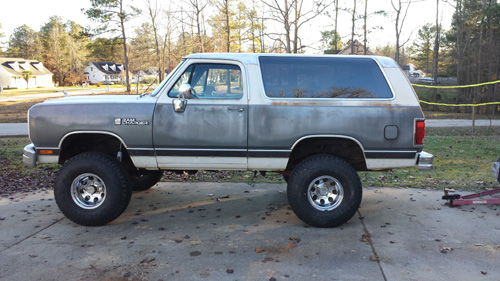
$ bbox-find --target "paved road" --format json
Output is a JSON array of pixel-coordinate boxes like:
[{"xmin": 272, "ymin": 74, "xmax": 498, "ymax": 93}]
[
  {"xmin": 0, "ymin": 123, "xmax": 29, "ymax": 137},
  {"xmin": 0, "ymin": 183, "xmax": 498, "ymax": 280},
  {"xmin": 2, "ymin": 119, "xmax": 499, "ymax": 137}
]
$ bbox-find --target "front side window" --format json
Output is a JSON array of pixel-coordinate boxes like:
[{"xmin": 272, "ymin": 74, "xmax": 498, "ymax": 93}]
[
  {"xmin": 168, "ymin": 63, "xmax": 243, "ymax": 99},
  {"xmin": 259, "ymin": 56, "xmax": 393, "ymax": 99}
]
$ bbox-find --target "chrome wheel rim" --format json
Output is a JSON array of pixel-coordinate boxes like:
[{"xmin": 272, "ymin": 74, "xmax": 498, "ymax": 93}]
[
  {"xmin": 307, "ymin": 175, "xmax": 344, "ymax": 211},
  {"xmin": 71, "ymin": 173, "xmax": 106, "ymax": 209}
]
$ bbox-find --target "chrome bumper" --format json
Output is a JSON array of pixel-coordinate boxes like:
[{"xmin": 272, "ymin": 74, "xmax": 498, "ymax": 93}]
[
  {"xmin": 23, "ymin": 143, "xmax": 37, "ymax": 168},
  {"xmin": 418, "ymin": 151, "xmax": 434, "ymax": 170}
]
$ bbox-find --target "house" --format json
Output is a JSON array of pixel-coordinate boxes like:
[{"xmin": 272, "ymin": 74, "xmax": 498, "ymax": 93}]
[
  {"xmin": 83, "ymin": 62, "xmax": 124, "ymax": 84},
  {"xmin": 132, "ymin": 68, "xmax": 160, "ymax": 83},
  {"xmin": 338, "ymin": 40, "xmax": 373, "ymax": 55},
  {"xmin": 0, "ymin": 58, "xmax": 54, "ymax": 89}
]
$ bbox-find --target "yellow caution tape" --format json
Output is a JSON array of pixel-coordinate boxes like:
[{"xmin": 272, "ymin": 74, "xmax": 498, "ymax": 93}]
[
  {"xmin": 419, "ymin": 100, "xmax": 500, "ymax": 107},
  {"xmin": 411, "ymin": 79, "xmax": 500, "ymax": 89}
]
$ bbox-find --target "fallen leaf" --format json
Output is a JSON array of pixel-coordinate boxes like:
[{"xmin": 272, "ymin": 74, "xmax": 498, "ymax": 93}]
[
  {"xmin": 285, "ymin": 241, "xmax": 297, "ymax": 250},
  {"xmin": 255, "ymin": 247, "xmax": 266, "ymax": 253},
  {"xmin": 439, "ymin": 246, "xmax": 453, "ymax": 253},
  {"xmin": 360, "ymin": 234, "xmax": 371, "ymax": 242},
  {"xmin": 189, "ymin": 251, "xmax": 202, "ymax": 257},
  {"xmin": 140, "ymin": 258, "xmax": 155, "ymax": 264}
]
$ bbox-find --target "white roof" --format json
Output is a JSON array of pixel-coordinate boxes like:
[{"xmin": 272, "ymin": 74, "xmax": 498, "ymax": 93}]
[{"xmin": 183, "ymin": 53, "xmax": 399, "ymax": 68}]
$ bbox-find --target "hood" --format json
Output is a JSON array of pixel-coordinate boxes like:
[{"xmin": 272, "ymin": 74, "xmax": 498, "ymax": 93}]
[{"xmin": 40, "ymin": 94, "xmax": 157, "ymax": 105}]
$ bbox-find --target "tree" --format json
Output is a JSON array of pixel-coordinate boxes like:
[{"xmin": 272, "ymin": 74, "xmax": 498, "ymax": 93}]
[
  {"xmin": 87, "ymin": 37, "xmax": 123, "ymax": 61},
  {"xmin": 40, "ymin": 16, "xmax": 68, "ymax": 86},
  {"xmin": 22, "ymin": 70, "xmax": 32, "ymax": 88},
  {"xmin": 146, "ymin": 0, "xmax": 169, "ymax": 81},
  {"xmin": 410, "ymin": 24, "xmax": 436, "ymax": 74},
  {"xmin": 245, "ymin": 0, "xmax": 264, "ymax": 53},
  {"xmin": 324, "ymin": 0, "xmax": 341, "ymax": 54},
  {"xmin": 209, "ymin": 0, "xmax": 235, "ymax": 52},
  {"xmin": 391, "ymin": 0, "xmax": 414, "ymax": 64},
  {"xmin": 232, "ymin": 2, "xmax": 248, "ymax": 52},
  {"xmin": 321, "ymin": 30, "xmax": 342, "ymax": 54},
  {"xmin": 263, "ymin": 0, "xmax": 332, "ymax": 53},
  {"xmin": 84, "ymin": 0, "xmax": 141, "ymax": 93},
  {"xmin": 374, "ymin": 43, "xmax": 396, "ymax": 57},
  {"xmin": 7, "ymin": 25, "xmax": 43, "ymax": 60},
  {"xmin": 129, "ymin": 23, "xmax": 155, "ymax": 73},
  {"xmin": 351, "ymin": 0, "xmax": 357, "ymax": 55},
  {"xmin": 0, "ymin": 24, "xmax": 5, "ymax": 56},
  {"xmin": 66, "ymin": 21, "xmax": 89, "ymax": 75},
  {"xmin": 432, "ymin": 0, "xmax": 440, "ymax": 110},
  {"xmin": 187, "ymin": 0, "xmax": 209, "ymax": 53}
]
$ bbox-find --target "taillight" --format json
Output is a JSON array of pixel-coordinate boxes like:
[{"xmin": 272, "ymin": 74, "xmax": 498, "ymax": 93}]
[{"xmin": 415, "ymin": 120, "xmax": 425, "ymax": 145}]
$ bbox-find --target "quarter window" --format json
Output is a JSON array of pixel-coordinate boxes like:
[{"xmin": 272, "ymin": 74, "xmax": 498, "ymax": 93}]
[{"xmin": 259, "ymin": 56, "xmax": 393, "ymax": 99}]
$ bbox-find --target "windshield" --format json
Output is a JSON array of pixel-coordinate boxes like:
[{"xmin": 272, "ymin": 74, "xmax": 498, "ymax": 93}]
[{"xmin": 150, "ymin": 59, "xmax": 186, "ymax": 97}]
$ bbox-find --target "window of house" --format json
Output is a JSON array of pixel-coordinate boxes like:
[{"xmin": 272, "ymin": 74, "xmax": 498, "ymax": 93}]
[{"xmin": 259, "ymin": 56, "xmax": 393, "ymax": 99}]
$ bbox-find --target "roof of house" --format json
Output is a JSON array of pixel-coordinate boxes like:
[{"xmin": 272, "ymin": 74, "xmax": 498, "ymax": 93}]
[
  {"xmin": 91, "ymin": 62, "xmax": 124, "ymax": 75},
  {"xmin": 338, "ymin": 40, "xmax": 373, "ymax": 56},
  {"xmin": 0, "ymin": 58, "xmax": 53, "ymax": 76}
]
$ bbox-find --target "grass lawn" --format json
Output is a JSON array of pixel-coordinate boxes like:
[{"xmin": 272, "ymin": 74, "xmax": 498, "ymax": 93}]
[
  {"xmin": 363, "ymin": 127, "xmax": 500, "ymax": 191},
  {"xmin": 2, "ymin": 127, "xmax": 500, "ymax": 195},
  {"xmin": 0, "ymin": 99, "xmax": 46, "ymax": 123},
  {"xmin": 0, "ymin": 85, "xmax": 127, "ymax": 97}
]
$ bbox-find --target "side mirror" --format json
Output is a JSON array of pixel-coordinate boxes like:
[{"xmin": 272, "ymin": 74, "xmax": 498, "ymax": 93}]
[
  {"xmin": 173, "ymin": 92, "xmax": 187, "ymax": 113},
  {"xmin": 178, "ymin": 83, "xmax": 194, "ymax": 99}
]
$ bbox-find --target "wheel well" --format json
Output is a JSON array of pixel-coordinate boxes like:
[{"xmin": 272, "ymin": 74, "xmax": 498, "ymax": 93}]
[
  {"xmin": 286, "ymin": 137, "xmax": 367, "ymax": 172},
  {"xmin": 59, "ymin": 133, "xmax": 136, "ymax": 171}
]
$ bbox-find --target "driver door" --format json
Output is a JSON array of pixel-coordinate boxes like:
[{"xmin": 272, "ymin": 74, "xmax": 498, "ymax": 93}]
[{"xmin": 153, "ymin": 61, "xmax": 248, "ymax": 169}]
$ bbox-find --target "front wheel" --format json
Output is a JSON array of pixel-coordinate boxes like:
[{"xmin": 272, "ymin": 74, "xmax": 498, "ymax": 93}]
[
  {"xmin": 287, "ymin": 154, "xmax": 362, "ymax": 227},
  {"xmin": 54, "ymin": 152, "xmax": 132, "ymax": 226}
]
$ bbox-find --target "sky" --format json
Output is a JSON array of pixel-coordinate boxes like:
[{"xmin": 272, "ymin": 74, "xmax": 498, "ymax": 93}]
[{"xmin": 0, "ymin": 0, "xmax": 455, "ymax": 54}]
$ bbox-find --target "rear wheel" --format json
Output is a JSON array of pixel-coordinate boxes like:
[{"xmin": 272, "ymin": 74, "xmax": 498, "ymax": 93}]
[
  {"xmin": 287, "ymin": 154, "xmax": 362, "ymax": 227},
  {"xmin": 54, "ymin": 152, "xmax": 131, "ymax": 226}
]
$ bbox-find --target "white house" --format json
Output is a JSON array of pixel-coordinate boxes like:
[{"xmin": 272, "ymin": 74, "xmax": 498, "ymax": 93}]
[
  {"xmin": 0, "ymin": 58, "xmax": 54, "ymax": 89},
  {"xmin": 132, "ymin": 68, "xmax": 160, "ymax": 83},
  {"xmin": 83, "ymin": 62, "xmax": 124, "ymax": 84}
]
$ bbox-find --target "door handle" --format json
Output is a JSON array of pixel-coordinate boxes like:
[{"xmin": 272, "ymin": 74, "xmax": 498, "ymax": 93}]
[{"xmin": 228, "ymin": 107, "xmax": 245, "ymax": 112}]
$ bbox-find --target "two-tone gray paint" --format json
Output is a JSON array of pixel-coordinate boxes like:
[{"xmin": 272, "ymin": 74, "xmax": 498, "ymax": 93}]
[{"xmin": 24, "ymin": 53, "xmax": 430, "ymax": 172}]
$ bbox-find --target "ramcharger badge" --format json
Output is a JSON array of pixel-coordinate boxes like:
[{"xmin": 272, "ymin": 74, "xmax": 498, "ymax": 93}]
[{"xmin": 115, "ymin": 118, "xmax": 149, "ymax": 125}]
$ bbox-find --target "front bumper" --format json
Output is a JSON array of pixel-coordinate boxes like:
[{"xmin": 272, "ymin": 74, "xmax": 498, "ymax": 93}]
[
  {"xmin": 23, "ymin": 143, "xmax": 37, "ymax": 168},
  {"xmin": 418, "ymin": 151, "xmax": 434, "ymax": 170}
]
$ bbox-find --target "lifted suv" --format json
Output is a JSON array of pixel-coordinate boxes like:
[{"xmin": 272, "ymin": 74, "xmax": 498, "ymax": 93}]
[{"xmin": 24, "ymin": 53, "xmax": 433, "ymax": 227}]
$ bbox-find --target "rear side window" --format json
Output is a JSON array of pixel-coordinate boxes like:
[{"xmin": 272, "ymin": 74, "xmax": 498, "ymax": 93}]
[{"xmin": 259, "ymin": 56, "xmax": 393, "ymax": 99}]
